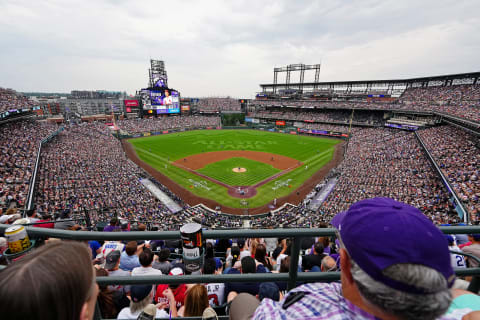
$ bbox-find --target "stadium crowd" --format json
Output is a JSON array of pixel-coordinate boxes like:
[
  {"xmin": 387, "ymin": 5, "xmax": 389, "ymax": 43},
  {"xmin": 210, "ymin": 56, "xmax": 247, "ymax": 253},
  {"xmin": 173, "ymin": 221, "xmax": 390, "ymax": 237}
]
[
  {"xmin": 252, "ymin": 83, "xmax": 480, "ymax": 122},
  {"xmin": 249, "ymin": 109, "xmax": 383, "ymax": 126},
  {"xmin": 34, "ymin": 122, "xmax": 183, "ymax": 228},
  {"xmin": 117, "ymin": 115, "xmax": 221, "ymax": 134},
  {"xmin": 0, "ymin": 120, "xmax": 57, "ymax": 210},
  {"xmin": 319, "ymin": 128, "xmax": 460, "ymax": 225},
  {"xmin": 0, "ymin": 87, "xmax": 35, "ymax": 113},
  {"xmin": 197, "ymin": 97, "xmax": 241, "ymax": 112},
  {"xmin": 418, "ymin": 126, "xmax": 480, "ymax": 222},
  {"xmin": 1, "ymin": 198, "xmax": 480, "ymax": 319}
]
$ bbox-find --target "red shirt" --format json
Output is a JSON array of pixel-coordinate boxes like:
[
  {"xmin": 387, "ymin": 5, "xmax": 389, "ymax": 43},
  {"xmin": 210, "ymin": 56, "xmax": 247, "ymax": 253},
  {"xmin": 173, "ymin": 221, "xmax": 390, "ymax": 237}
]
[
  {"xmin": 34, "ymin": 220, "xmax": 54, "ymax": 228},
  {"xmin": 155, "ymin": 283, "xmax": 187, "ymax": 308}
]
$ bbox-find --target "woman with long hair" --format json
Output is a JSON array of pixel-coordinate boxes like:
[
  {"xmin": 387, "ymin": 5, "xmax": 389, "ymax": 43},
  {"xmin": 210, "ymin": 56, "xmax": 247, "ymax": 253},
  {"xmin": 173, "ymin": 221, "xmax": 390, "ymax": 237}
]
[
  {"xmin": 254, "ymin": 243, "xmax": 274, "ymax": 271},
  {"xmin": 178, "ymin": 284, "xmax": 210, "ymax": 317}
]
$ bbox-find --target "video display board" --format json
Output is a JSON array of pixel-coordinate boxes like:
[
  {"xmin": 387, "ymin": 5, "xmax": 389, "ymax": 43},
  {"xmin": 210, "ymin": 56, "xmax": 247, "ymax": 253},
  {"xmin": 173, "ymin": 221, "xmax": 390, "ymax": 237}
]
[{"xmin": 140, "ymin": 88, "xmax": 180, "ymax": 114}]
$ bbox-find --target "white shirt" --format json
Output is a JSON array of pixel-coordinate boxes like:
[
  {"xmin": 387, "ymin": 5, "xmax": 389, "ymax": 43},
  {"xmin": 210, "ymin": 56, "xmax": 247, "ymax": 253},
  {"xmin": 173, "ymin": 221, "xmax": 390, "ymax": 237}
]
[
  {"xmin": 449, "ymin": 245, "xmax": 467, "ymax": 269},
  {"xmin": 205, "ymin": 283, "xmax": 225, "ymax": 307},
  {"xmin": 101, "ymin": 241, "xmax": 125, "ymax": 257},
  {"xmin": 239, "ymin": 250, "xmax": 251, "ymax": 260},
  {"xmin": 117, "ymin": 306, "xmax": 168, "ymax": 319},
  {"xmin": 131, "ymin": 266, "xmax": 163, "ymax": 276}
]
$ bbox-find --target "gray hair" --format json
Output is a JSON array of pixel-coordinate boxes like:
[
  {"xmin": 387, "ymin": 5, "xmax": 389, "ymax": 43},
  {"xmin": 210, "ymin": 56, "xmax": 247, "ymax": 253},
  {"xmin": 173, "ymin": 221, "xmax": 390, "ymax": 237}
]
[
  {"xmin": 351, "ymin": 261, "xmax": 451, "ymax": 320},
  {"xmin": 130, "ymin": 293, "xmax": 152, "ymax": 313},
  {"xmin": 321, "ymin": 255, "xmax": 337, "ymax": 272}
]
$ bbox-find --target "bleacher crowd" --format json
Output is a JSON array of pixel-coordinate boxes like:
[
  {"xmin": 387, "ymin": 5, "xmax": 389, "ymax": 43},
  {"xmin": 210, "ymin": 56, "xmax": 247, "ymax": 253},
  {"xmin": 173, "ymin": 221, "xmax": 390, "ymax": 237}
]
[
  {"xmin": 0, "ymin": 120, "xmax": 57, "ymax": 210},
  {"xmin": 0, "ymin": 87, "xmax": 35, "ymax": 113},
  {"xmin": 252, "ymin": 83, "xmax": 480, "ymax": 122},
  {"xmin": 418, "ymin": 126, "xmax": 479, "ymax": 222},
  {"xmin": 117, "ymin": 116, "xmax": 221, "ymax": 134},
  {"xmin": 197, "ymin": 98, "xmax": 241, "ymax": 112}
]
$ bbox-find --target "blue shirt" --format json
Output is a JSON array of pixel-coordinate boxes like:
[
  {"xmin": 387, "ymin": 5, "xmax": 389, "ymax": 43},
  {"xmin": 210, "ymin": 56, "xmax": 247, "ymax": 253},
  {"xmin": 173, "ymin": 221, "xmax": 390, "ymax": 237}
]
[
  {"xmin": 89, "ymin": 241, "xmax": 101, "ymax": 259},
  {"xmin": 119, "ymin": 252, "xmax": 140, "ymax": 271}
]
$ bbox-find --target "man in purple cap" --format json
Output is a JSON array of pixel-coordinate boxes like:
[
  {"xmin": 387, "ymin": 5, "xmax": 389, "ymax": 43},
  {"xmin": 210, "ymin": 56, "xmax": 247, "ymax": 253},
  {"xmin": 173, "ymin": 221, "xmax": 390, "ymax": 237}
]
[{"xmin": 232, "ymin": 198, "xmax": 468, "ymax": 320}]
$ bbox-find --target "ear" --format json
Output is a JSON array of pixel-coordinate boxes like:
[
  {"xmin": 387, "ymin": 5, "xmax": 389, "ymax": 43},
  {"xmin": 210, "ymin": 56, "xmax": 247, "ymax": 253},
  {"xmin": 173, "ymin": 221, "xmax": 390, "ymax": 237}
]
[
  {"xmin": 79, "ymin": 302, "xmax": 89, "ymax": 320},
  {"xmin": 339, "ymin": 248, "xmax": 354, "ymax": 284}
]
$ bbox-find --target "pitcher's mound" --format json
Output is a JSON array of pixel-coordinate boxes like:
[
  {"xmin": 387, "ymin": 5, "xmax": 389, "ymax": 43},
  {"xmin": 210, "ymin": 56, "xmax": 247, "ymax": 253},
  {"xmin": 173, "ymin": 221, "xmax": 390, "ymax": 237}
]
[{"xmin": 232, "ymin": 167, "xmax": 247, "ymax": 173}]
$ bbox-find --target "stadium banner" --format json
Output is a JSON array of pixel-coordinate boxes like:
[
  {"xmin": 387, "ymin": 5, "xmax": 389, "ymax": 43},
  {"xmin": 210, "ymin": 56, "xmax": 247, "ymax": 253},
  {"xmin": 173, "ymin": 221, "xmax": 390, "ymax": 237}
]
[
  {"xmin": 297, "ymin": 128, "xmax": 349, "ymax": 139},
  {"xmin": 132, "ymin": 133, "xmax": 142, "ymax": 138},
  {"xmin": 290, "ymin": 131, "xmax": 297, "ymax": 135},
  {"xmin": 275, "ymin": 120, "xmax": 286, "ymax": 126},
  {"xmin": 163, "ymin": 130, "xmax": 169, "ymax": 134},
  {"xmin": 143, "ymin": 132, "xmax": 151, "ymax": 137},
  {"xmin": 304, "ymin": 120, "xmax": 314, "ymax": 123},
  {"xmin": 152, "ymin": 131, "xmax": 162, "ymax": 136},
  {"xmin": 385, "ymin": 123, "xmax": 418, "ymax": 131},
  {"xmin": 245, "ymin": 117, "xmax": 253, "ymax": 123},
  {"xmin": 252, "ymin": 118, "xmax": 260, "ymax": 124},
  {"xmin": 124, "ymin": 100, "xmax": 139, "ymax": 107},
  {"xmin": 181, "ymin": 105, "xmax": 190, "ymax": 111}
]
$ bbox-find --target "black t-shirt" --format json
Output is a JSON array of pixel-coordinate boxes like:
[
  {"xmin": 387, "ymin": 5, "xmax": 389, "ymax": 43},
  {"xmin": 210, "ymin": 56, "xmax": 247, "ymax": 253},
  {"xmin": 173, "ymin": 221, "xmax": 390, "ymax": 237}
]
[{"xmin": 301, "ymin": 254, "xmax": 326, "ymax": 271}]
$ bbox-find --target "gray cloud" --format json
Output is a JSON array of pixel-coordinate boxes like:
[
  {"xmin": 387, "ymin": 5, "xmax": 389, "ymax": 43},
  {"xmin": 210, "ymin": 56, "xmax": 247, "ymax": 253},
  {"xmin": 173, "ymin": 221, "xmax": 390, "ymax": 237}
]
[{"xmin": 0, "ymin": 0, "xmax": 479, "ymax": 98}]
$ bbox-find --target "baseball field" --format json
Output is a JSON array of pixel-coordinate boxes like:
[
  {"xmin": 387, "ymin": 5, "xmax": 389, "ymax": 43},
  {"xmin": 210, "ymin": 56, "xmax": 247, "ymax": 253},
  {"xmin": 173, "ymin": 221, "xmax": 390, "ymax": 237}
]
[{"xmin": 127, "ymin": 129, "xmax": 341, "ymax": 212}]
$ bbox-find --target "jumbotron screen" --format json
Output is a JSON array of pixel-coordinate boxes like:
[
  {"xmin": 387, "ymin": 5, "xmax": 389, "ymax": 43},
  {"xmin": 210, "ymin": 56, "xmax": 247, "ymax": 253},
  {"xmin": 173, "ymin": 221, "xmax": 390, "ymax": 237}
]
[{"xmin": 140, "ymin": 88, "xmax": 180, "ymax": 114}]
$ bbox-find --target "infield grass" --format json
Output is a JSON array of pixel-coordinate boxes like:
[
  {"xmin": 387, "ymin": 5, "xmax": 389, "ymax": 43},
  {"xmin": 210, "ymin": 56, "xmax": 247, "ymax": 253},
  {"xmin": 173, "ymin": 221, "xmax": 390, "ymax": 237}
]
[
  {"xmin": 197, "ymin": 157, "xmax": 280, "ymax": 186},
  {"xmin": 130, "ymin": 129, "xmax": 340, "ymax": 208}
]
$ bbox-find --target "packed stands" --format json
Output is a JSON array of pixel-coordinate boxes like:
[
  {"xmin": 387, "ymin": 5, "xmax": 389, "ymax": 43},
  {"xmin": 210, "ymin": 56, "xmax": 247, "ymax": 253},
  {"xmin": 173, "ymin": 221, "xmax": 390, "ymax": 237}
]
[
  {"xmin": 0, "ymin": 120, "xmax": 57, "ymax": 210},
  {"xmin": 197, "ymin": 98, "xmax": 241, "ymax": 112},
  {"xmin": 319, "ymin": 128, "xmax": 460, "ymax": 225},
  {"xmin": 418, "ymin": 126, "xmax": 480, "ymax": 222},
  {"xmin": 34, "ymin": 122, "xmax": 187, "ymax": 230},
  {"xmin": 252, "ymin": 83, "xmax": 480, "ymax": 122},
  {"xmin": 0, "ymin": 87, "xmax": 35, "ymax": 113},
  {"xmin": 117, "ymin": 115, "xmax": 220, "ymax": 134},
  {"xmin": 399, "ymin": 85, "xmax": 480, "ymax": 122},
  {"xmin": 249, "ymin": 109, "xmax": 383, "ymax": 125}
]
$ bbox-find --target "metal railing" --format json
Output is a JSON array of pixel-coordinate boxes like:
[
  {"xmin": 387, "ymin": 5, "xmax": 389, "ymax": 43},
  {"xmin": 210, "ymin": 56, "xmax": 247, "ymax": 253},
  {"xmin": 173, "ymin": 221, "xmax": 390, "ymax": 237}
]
[
  {"xmin": 415, "ymin": 131, "xmax": 469, "ymax": 223},
  {"xmin": 1, "ymin": 224, "xmax": 480, "ymax": 319}
]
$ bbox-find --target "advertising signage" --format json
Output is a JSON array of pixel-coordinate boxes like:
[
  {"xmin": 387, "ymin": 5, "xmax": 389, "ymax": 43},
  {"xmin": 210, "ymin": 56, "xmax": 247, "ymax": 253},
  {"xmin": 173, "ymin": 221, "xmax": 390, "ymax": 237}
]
[
  {"xmin": 275, "ymin": 120, "xmax": 286, "ymax": 126},
  {"xmin": 124, "ymin": 100, "xmax": 139, "ymax": 107}
]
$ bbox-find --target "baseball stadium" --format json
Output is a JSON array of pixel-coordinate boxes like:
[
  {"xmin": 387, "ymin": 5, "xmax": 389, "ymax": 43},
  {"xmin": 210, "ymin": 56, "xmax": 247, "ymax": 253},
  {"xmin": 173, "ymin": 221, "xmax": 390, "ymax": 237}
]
[{"xmin": 1, "ymin": 1, "xmax": 480, "ymax": 319}]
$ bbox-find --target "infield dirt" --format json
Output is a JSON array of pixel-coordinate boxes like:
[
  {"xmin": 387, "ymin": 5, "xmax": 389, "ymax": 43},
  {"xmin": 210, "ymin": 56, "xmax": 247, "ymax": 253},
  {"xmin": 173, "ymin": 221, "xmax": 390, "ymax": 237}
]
[
  {"xmin": 173, "ymin": 150, "xmax": 299, "ymax": 170},
  {"xmin": 123, "ymin": 138, "xmax": 344, "ymax": 215}
]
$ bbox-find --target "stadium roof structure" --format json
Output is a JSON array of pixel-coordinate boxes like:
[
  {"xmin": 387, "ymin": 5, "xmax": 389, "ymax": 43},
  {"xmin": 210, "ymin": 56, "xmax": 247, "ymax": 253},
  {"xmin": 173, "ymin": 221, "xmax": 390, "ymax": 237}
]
[{"xmin": 260, "ymin": 71, "xmax": 480, "ymax": 94}]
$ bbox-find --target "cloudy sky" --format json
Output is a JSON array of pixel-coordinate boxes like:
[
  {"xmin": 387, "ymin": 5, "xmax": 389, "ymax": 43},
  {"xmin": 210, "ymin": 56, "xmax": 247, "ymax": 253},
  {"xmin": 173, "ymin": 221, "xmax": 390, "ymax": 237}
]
[{"xmin": 0, "ymin": 0, "xmax": 479, "ymax": 98}]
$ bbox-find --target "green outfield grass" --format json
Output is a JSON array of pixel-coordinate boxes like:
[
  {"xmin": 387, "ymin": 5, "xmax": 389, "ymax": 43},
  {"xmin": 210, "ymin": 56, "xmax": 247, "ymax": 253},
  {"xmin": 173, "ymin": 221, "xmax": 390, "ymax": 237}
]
[
  {"xmin": 129, "ymin": 129, "xmax": 340, "ymax": 208},
  {"xmin": 197, "ymin": 157, "xmax": 280, "ymax": 186}
]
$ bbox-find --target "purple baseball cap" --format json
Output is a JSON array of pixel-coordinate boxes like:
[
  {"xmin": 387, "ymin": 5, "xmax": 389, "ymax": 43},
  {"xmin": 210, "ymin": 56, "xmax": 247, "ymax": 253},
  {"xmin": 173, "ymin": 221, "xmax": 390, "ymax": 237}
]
[{"xmin": 331, "ymin": 197, "xmax": 455, "ymax": 294}]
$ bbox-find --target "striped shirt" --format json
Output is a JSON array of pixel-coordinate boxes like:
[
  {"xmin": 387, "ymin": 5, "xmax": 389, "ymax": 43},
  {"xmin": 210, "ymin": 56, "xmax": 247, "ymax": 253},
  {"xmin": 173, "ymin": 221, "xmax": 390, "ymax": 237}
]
[{"xmin": 252, "ymin": 282, "xmax": 464, "ymax": 320}]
